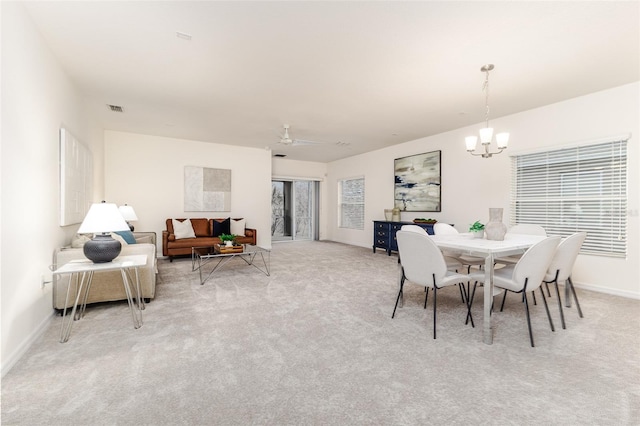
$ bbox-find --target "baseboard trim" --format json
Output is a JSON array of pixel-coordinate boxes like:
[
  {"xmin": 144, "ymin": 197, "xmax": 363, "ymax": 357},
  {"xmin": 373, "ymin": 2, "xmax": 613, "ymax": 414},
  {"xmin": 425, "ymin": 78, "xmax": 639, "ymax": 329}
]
[
  {"xmin": 1, "ymin": 310, "xmax": 56, "ymax": 378},
  {"xmin": 571, "ymin": 281, "xmax": 640, "ymax": 300}
]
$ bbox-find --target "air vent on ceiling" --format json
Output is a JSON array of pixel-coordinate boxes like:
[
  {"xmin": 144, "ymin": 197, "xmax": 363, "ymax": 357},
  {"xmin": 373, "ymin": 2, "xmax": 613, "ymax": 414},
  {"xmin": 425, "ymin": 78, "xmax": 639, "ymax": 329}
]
[
  {"xmin": 274, "ymin": 154, "xmax": 287, "ymax": 158},
  {"xmin": 107, "ymin": 104, "xmax": 124, "ymax": 113}
]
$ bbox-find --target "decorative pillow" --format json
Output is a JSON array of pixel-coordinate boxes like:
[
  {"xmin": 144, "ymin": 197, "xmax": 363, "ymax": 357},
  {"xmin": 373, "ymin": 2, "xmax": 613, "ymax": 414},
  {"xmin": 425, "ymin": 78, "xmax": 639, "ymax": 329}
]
[
  {"xmin": 114, "ymin": 230, "xmax": 137, "ymax": 244},
  {"xmin": 172, "ymin": 218, "xmax": 196, "ymax": 239},
  {"xmin": 230, "ymin": 218, "xmax": 246, "ymax": 236},
  {"xmin": 71, "ymin": 233, "xmax": 92, "ymax": 248},
  {"xmin": 212, "ymin": 218, "xmax": 230, "ymax": 237},
  {"xmin": 110, "ymin": 232, "xmax": 128, "ymax": 246}
]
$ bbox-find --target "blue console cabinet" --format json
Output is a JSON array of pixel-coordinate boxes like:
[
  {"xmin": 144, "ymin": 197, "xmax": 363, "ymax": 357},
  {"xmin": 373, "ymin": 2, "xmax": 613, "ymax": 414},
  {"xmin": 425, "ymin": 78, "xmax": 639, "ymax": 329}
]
[{"xmin": 372, "ymin": 220, "xmax": 436, "ymax": 255}]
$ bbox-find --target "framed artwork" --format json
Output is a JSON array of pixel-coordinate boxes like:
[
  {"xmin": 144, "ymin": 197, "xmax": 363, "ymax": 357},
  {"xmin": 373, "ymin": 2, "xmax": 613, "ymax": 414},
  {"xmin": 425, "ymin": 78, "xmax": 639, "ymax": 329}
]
[
  {"xmin": 59, "ymin": 127, "xmax": 93, "ymax": 226},
  {"xmin": 184, "ymin": 166, "xmax": 231, "ymax": 211},
  {"xmin": 394, "ymin": 150, "xmax": 441, "ymax": 212}
]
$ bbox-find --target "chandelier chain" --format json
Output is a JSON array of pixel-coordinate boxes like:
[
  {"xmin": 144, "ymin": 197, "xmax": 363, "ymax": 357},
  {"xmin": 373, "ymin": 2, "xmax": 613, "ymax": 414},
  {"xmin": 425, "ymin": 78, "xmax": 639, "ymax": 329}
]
[{"xmin": 483, "ymin": 68, "xmax": 491, "ymax": 128}]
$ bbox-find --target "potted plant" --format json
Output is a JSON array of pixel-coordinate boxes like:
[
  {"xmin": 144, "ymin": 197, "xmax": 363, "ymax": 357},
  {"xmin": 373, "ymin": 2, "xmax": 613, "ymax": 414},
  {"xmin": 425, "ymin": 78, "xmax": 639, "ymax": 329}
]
[
  {"xmin": 469, "ymin": 221, "xmax": 485, "ymax": 238},
  {"xmin": 219, "ymin": 233, "xmax": 236, "ymax": 247}
]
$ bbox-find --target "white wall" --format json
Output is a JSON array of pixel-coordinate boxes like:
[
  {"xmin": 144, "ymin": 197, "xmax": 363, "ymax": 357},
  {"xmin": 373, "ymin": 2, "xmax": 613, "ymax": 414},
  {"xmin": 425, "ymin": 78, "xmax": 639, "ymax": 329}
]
[
  {"xmin": 104, "ymin": 131, "xmax": 272, "ymax": 251},
  {"xmin": 272, "ymin": 158, "xmax": 328, "ymax": 240},
  {"xmin": 1, "ymin": 2, "xmax": 104, "ymax": 375},
  {"xmin": 327, "ymin": 83, "xmax": 640, "ymax": 298}
]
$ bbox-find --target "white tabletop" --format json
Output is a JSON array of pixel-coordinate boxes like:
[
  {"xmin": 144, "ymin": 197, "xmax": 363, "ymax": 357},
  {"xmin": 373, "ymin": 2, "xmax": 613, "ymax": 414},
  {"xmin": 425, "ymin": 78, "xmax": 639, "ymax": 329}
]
[
  {"xmin": 53, "ymin": 254, "xmax": 147, "ymax": 275},
  {"xmin": 430, "ymin": 233, "xmax": 546, "ymax": 257}
]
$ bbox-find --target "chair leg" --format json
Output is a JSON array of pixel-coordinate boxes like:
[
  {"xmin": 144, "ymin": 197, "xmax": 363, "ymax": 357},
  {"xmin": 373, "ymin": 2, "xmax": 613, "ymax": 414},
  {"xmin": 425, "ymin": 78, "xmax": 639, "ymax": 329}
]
[
  {"xmin": 545, "ymin": 282, "xmax": 552, "ymax": 297},
  {"xmin": 532, "ymin": 291, "xmax": 537, "ymax": 306},
  {"xmin": 552, "ymin": 280, "xmax": 566, "ymax": 329},
  {"xmin": 460, "ymin": 283, "xmax": 474, "ymax": 328},
  {"xmin": 424, "ymin": 287, "xmax": 429, "ymax": 309},
  {"xmin": 458, "ymin": 282, "xmax": 464, "ymax": 303},
  {"xmin": 539, "ymin": 288, "xmax": 555, "ymax": 332},
  {"xmin": 466, "ymin": 282, "xmax": 478, "ymax": 326},
  {"xmin": 392, "ymin": 279, "xmax": 405, "ymax": 319},
  {"xmin": 568, "ymin": 277, "xmax": 584, "ymax": 318},
  {"xmin": 500, "ymin": 290, "xmax": 508, "ymax": 312},
  {"xmin": 433, "ymin": 287, "xmax": 437, "ymax": 339},
  {"xmin": 523, "ymin": 293, "xmax": 535, "ymax": 347}
]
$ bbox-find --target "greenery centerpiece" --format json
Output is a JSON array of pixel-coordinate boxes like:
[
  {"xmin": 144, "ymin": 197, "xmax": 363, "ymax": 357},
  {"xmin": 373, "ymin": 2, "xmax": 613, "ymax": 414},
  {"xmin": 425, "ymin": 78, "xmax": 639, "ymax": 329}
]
[
  {"xmin": 469, "ymin": 221, "xmax": 485, "ymax": 238},
  {"xmin": 219, "ymin": 233, "xmax": 237, "ymax": 247}
]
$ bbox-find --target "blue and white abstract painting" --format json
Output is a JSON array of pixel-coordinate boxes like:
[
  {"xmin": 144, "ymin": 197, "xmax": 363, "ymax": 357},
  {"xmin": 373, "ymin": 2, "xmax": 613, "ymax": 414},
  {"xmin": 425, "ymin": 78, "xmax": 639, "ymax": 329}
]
[{"xmin": 394, "ymin": 151, "xmax": 441, "ymax": 212}]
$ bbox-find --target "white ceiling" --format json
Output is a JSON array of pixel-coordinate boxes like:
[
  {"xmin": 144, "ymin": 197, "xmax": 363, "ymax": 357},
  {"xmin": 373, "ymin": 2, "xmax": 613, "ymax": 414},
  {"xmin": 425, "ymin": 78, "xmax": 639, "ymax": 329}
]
[{"xmin": 23, "ymin": 1, "xmax": 640, "ymax": 163}]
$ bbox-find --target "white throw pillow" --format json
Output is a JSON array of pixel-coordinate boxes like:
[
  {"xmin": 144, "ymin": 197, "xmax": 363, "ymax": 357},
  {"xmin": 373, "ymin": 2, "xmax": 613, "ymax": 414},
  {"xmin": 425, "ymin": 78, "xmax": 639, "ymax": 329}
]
[
  {"xmin": 230, "ymin": 218, "xmax": 246, "ymax": 236},
  {"xmin": 173, "ymin": 218, "xmax": 196, "ymax": 239}
]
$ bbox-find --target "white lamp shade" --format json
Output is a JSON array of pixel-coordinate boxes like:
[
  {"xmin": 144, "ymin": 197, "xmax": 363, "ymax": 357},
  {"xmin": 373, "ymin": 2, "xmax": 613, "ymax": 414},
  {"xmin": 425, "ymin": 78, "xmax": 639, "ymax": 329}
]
[
  {"xmin": 119, "ymin": 205, "xmax": 138, "ymax": 221},
  {"xmin": 465, "ymin": 136, "xmax": 478, "ymax": 151},
  {"xmin": 479, "ymin": 127, "xmax": 493, "ymax": 144},
  {"xmin": 496, "ymin": 132, "xmax": 509, "ymax": 149},
  {"xmin": 78, "ymin": 202, "xmax": 130, "ymax": 234}
]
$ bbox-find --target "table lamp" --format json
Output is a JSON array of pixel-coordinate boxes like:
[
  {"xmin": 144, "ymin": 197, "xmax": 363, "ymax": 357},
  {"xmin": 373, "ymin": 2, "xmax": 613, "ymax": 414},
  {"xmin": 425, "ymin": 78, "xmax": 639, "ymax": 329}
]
[
  {"xmin": 118, "ymin": 204, "xmax": 138, "ymax": 231},
  {"xmin": 78, "ymin": 201, "xmax": 130, "ymax": 263}
]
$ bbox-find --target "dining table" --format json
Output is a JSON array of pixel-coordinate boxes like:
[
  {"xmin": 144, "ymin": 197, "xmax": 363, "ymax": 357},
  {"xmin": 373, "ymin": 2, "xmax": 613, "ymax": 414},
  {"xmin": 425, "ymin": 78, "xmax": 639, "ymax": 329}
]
[{"xmin": 429, "ymin": 233, "xmax": 547, "ymax": 344}]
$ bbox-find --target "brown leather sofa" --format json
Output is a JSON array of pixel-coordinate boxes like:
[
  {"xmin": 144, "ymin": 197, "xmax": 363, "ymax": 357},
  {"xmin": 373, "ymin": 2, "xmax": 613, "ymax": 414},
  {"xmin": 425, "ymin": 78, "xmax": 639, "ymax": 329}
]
[{"xmin": 162, "ymin": 218, "xmax": 257, "ymax": 261}]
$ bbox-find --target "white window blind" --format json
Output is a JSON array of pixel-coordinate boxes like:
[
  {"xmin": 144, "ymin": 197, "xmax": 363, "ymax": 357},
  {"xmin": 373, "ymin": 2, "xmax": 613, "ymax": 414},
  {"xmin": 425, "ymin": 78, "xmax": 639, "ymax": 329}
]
[
  {"xmin": 510, "ymin": 139, "xmax": 627, "ymax": 257},
  {"xmin": 339, "ymin": 177, "xmax": 365, "ymax": 230}
]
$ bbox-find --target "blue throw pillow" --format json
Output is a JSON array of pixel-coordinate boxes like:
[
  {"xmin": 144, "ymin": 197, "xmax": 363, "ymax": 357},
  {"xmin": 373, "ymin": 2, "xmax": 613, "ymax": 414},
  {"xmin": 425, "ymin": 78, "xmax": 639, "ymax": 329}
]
[
  {"xmin": 212, "ymin": 218, "xmax": 230, "ymax": 237},
  {"xmin": 114, "ymin": 230, "xmax": 137, "ymax": 244}
]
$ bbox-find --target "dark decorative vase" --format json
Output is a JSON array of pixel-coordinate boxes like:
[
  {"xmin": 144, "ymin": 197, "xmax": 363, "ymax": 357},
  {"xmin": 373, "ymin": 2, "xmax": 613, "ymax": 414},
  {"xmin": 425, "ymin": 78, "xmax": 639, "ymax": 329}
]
[
  {"xmin": 83, "ymin": 233, "xmax": 122, "ymax": 263},
  {"xmin": 485, "ymin": 208, "xmax": 507, "ymax": 241}
]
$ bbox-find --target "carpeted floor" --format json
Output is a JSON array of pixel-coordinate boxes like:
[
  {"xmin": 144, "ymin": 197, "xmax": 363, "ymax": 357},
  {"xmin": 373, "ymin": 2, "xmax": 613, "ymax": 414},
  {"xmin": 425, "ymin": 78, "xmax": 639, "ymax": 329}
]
[{"xmin": 2, "ymin": 241, "xmax": 639, "ymax": 425}]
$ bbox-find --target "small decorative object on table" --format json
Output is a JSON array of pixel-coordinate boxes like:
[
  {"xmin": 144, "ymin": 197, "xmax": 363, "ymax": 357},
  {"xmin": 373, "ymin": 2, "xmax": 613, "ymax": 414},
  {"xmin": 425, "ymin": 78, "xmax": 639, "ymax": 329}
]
[
  {"xmin": 391, "ymin": 208, "xmax": 401, "ymax": 222},
  {"xmin": 219, "ymin": 233, "xmax": 236, "ymax": 247},
  {"xmin": 215, "ymin": 244, "xmax": 244, "ymax": 254},
  {"xmin": 413, "ymin": 218, "xmax": 437, "ymax": 224},
  {"xmin": 469, "ymin": 220, "xmax": 485, "ymax": 238},
  {"xmin": 384, "ymin": 209, "xmax": 393, "ymax": 221},
  {"xmin": 485, "ymin": 207, "xmax": 507, "ymax": 241}
]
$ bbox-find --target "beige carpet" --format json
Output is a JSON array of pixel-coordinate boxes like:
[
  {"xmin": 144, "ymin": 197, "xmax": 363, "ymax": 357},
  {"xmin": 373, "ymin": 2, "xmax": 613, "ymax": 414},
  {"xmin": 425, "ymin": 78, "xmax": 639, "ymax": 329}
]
[{"xmin": 2, "ymin": 241, "xmax": 639, "ymax": 425}]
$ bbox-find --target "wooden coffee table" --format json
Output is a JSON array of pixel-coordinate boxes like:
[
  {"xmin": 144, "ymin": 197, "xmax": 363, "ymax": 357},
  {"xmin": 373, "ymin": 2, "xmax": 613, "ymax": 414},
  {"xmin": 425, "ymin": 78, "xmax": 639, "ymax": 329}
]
[{"xmin": 191, "ymin": 244, "xmax": 270, "ymax": 285}]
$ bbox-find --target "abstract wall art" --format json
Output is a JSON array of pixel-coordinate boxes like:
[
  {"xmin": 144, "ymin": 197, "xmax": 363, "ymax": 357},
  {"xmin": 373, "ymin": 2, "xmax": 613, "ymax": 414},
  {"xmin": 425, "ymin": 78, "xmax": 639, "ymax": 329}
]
[
  {"xmin": 184, "ymin": 166, "xmax": 231, "ymax": 212},
  {"xmin": 59, "ymin": 127, "xmax": 93, "ymax": 226},
  {"xmin": 394, "ymin": 150, "xmax": 441, "ymax": 212}
]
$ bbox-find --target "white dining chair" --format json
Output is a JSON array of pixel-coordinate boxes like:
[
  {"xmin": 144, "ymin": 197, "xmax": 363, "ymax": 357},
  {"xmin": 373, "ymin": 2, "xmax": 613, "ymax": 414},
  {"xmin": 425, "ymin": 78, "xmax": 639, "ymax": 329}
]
[
  {"xmin": 393, "ymin": 229, "xmax": 474, "ymax": 339},
  {"xmin": 495, "ymin": 224, "xmax": 548, "ymax": 266},
  {"xmin": 542, "ymin": 232, "xmax": 587, "ymax": 329},
  {"xmin": 433, "ymin": 223, "xmax": 485, "ymax": 272},
  {"xmin": 468, "ymin": 236, "xmax": 561, "ymax": 347}
]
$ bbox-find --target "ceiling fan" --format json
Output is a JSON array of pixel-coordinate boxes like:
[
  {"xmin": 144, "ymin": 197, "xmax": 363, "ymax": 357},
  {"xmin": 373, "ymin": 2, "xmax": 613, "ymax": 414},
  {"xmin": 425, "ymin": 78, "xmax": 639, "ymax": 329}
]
[{"xmin": 278, "ymin": 124, "xmax": 323, "ymax": 147}]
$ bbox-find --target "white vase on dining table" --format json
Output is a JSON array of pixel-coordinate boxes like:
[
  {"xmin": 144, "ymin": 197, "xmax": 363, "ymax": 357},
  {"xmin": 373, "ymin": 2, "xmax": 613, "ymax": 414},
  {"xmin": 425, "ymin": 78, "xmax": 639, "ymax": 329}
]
[{"xmin": 485, "ymin": 208, "xmax": 507, "ymax": 241}]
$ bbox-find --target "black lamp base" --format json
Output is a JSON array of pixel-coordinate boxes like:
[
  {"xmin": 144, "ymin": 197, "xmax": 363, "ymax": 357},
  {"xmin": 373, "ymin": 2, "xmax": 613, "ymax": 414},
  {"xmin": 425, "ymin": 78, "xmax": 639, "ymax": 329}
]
[{"xmin": 83, "ymin": 234, "xmax": 122, "ymax": 263}]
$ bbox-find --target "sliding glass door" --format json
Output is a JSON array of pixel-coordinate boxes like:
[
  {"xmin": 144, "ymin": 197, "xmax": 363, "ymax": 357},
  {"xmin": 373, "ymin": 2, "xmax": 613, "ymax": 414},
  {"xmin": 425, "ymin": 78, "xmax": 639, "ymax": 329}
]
[{"xmin": 271, "ymin": 180, "xmax": 319, "ymax": 241}]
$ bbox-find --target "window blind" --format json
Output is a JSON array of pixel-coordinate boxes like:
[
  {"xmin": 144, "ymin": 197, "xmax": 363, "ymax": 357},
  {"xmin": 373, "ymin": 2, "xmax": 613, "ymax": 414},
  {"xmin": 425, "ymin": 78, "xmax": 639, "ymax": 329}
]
[
  {"xmin": 510, "ymin": 139, "xmax": 627, "ymax": 257},
  {"xmin": 339, "ymin": 177, "xmax": 365, "ymax": 230}
]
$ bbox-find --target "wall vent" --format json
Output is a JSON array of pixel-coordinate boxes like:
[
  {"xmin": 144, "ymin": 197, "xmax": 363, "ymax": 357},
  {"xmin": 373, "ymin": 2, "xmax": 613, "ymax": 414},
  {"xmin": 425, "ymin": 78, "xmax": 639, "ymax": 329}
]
[
  {"xmin": 107, "ymin": 104, "xmax": 124, "ymax": 113},
  {"xmin": 274, "ymin": 154, "xmax": 287, "ymax": 158}
]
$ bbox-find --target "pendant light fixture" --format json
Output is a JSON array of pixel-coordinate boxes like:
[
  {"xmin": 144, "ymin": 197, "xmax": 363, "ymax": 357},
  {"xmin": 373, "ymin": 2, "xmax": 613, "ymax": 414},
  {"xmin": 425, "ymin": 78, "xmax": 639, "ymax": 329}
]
[{"xmin": 465, "ymin": 64, "xmax": 509, "ymax": 158}]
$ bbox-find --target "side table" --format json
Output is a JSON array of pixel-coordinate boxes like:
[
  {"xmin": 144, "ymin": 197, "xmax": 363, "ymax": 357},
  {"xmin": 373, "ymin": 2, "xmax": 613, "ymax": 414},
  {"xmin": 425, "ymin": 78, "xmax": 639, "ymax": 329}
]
[{"xmin": 52, "ymin": 254, "xmax": 147, "ymax": 342}]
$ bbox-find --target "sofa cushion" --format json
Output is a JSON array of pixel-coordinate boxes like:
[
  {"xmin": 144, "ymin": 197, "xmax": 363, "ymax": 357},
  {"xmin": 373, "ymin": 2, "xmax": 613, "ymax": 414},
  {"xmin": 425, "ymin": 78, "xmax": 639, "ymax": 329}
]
[
  {"xmin": 212, "ymin": 218, "xmax": 230, "ymax": 237},
  {"xmin": 71, "ymin": 233, "xmax": 92, "ymax": 248},
  {"xmin": 115, "ymin": 230, "xmax": 137, "ymax": 244},
  {"xmin": 190, "ymin": 218, "xmax": 210, "ymax": 237},
  {"xmin": 230, "ymin": 218, "xmax": 246, "ymax": 236},
  {"xmin": 173, "ymin": 218, "xmax": 196, "ymax": 239}
]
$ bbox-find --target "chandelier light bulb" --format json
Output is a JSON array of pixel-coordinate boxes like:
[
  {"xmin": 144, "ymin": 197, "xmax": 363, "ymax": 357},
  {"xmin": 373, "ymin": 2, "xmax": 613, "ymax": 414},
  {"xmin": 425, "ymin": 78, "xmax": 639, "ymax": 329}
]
[
  {"xmin": 465, "ymin": 136, "xmax": 478, "ymax": 151},
  {"xmin": 496, "ymin": 132, "xmax": 509, "ymax": 149}
]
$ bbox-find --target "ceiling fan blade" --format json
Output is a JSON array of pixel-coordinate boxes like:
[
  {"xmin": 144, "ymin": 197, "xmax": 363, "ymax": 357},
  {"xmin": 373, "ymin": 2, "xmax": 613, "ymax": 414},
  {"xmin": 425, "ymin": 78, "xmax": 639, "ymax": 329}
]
[{"xmin": 292, "ymin": 138, "xmax": 322, "ymax": 146}]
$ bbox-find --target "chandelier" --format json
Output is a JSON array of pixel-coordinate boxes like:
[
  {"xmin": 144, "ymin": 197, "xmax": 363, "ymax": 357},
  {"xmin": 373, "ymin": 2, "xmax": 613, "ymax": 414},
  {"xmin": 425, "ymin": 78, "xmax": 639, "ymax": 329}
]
[{"xmin": 465, "ymin": 64, "xmax": 509, "ymax": 158}]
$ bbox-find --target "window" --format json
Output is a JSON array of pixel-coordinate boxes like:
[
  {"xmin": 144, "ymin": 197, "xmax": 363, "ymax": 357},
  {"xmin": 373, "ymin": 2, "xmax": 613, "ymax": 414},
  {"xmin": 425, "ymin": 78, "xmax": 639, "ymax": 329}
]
[
  {"xmin": 511, "ymin": 138, "xmax": 627, "ymax": 257},
  {"xmin": 339, "ymin": 177, "xmax": 365, "ymax": 230}
]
